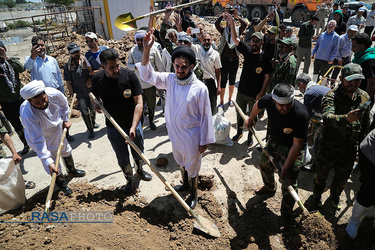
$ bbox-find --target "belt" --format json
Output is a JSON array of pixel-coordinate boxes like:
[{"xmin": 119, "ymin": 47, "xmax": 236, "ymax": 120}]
[{"xmin": 223, "ymin": 57, "xmax": 238, "ymax": 62}]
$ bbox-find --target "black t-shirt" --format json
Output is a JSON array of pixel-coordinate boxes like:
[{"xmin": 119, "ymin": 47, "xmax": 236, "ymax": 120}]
[
  {"xmin": 360, "ymin": 59, "xmax": 375, "ymax": 93},
  {"xmin": 92, "ymin": 68, "xmax": 143, "ymax": 129},
  {"xmin": 237, "ymin": 41, "xmax": 272, "ymax": 98},
  {"xmin": 63, "ymin": 62, "xmax": 90, "ymax": 99},
  {"xmin": 258, "ymin": 94, "xmax": 309, "ymax": 147},
  {"xmin": 263, "ymin": 36, "xmax": 275, "ymax": 60}
]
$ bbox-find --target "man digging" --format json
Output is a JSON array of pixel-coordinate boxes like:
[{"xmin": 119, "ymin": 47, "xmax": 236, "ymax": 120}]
[
  {"xmin": 137, "ymin": 31, "xmax": 214, "ymax": 209},
  {"xmin": 20, "ymin": 80, "xmax": 86, "ymax": 196}
]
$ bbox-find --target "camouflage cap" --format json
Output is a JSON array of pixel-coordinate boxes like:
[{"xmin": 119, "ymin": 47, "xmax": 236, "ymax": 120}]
[
  {"xmin": 277, "ymin": 38, "xmax": 296, "ymax": 48},
  {"xmin": 268, "ymin": 26, "xmax": 280, "ymax": 34},
  {"xmin": 251, "ymin": 32, "xmax": 264, "ymax": 40},
  {"xmin": 341, "ymin": 63, "xmax": 365, "ymax": 81}
]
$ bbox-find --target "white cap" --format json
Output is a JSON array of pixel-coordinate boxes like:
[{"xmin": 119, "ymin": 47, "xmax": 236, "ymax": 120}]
[
  {"xmin": 226, "ymin": 4, "xmax": 231, "ymax": 8},
  {"xmin": 348, "ymin": 25, "xmax": 359, "ymax": 32},
  {"xmin": 358, "ymin": 7, "xmax": 366, "ymax": 12},
  {"xmin": 20, "ymin": 80, "xmax": 46, "ymax": 100},
  {"xmin": 85, "ymin": 32, "xmax": 97, "ymax": 39}
]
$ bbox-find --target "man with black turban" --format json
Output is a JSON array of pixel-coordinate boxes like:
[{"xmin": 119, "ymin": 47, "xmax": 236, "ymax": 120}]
[{"xmin": 137, "ymin": 32, "xmax": 215, "ymax": 209}]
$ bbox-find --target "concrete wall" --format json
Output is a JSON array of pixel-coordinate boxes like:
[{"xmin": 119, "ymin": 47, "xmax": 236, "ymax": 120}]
[{"xmin": 86, "ymin": 0, "xmax": 150, "ymax": 40}]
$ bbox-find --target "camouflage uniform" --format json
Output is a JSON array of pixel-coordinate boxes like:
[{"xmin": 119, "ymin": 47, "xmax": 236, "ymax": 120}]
[
  {"xmin": 0, "ymin": 119, "xmax": 8, "ymax": 158},
  {"xmin": 313, "ymin": 84, "xmax": 370, "ymax": 199},
  {"xmin": 259, "ymin": 139, "xmax": 303, "ymax": 218},
  {"xmin": 269, "ymin": 53, "xmax": 297, "ymax": 92},
  {"xmin": 160, "ymin": 23, "xmax": 203, "ymax": 79}
]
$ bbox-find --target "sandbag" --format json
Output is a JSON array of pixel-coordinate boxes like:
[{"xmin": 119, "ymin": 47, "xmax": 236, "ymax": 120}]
[
  {"xmin": 212, "ymin": 107, "xmax": 233, "ymax": 146},
  {"xmin": 0, "ymin": 158, "xmax": 26, "ymax": 215}
]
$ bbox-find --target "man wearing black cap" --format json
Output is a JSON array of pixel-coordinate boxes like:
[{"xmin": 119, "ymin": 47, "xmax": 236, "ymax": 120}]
[
  {"xmin": 225, "ymin": 14, "xmax": 273, "ymax": 147},
  {"xmin": 0, "ymin": 41, "xmax": 30, "ymax": 155},
  {"xmin": 64, "ymin": 43, "xmax": 98, "ymax": 139},
  {"xmin": 137, "ymin": 32, "xmax": 215, "ymax": 209},
  {"xmin": 245, "ymin": 83, "xmax": 309, "ymax": 230}
]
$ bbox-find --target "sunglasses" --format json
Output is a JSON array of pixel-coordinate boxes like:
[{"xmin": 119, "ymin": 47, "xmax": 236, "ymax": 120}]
[
  {"xmin": 178, "ymin": 40, "xmax": 190, "ymax": 45},
  {"xmin": 279, "ymin": 44, "xmax": 288, "ymax": 48},
  {"xmin": 86, "ymin": 39, "xmax": 94, "ymax": 43},
  {"xmin": 136, "ymin": 38, "xmax": 143, "ymax": 42},
  {"xmin": 72, "ymin": 50, "xmax": 80, "ymax": 54}
]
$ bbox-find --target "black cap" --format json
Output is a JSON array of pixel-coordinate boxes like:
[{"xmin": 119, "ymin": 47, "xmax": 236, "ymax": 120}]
[
  {"xmin": 0, "ymin": 41, "xmax": 5, "ymax": 49},
  {"xmin": 67, "ymin": 43, "xmax": 80, "ymax": 53}
]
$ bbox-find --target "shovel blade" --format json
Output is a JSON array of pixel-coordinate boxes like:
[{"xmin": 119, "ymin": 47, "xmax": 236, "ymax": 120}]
[
  {"xmin": 114, "ymin": 13, "xmax": 137, "ymax": 31},
  {"xmin": 193, "ymin": 214, "xmax": 220, "ymax": 238}
]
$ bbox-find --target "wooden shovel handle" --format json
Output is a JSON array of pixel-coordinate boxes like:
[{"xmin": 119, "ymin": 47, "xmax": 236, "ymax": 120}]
[
  {"xmin": 231, "ymin": 99, "xmax": 309, "ymax": 213},
  {"xmin": 44, "ymin": 94, "xmax": 77, "ymax": 212},
  {"xmin": 89, "ymin": 93, "xmax": 201, "ymax": 218}
]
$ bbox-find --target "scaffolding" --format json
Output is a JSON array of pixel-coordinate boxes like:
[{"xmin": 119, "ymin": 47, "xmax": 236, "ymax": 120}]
[{"xmin": 2, "ymin": 6, "xmax": 106, "ymax": 53}]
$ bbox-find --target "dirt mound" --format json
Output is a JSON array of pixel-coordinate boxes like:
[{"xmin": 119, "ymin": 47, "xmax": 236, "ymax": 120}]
[
  {"xmin": 0, "ymin": 182, "xmax": 233, "ymax": 249},
  {"xmin": 298, "ymin": 213, "xmax": 337, "ymax": 249}
]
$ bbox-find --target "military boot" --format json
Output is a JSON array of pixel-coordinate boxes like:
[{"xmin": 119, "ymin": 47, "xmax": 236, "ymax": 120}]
[
  {"xmin": 135, "ymin": 160, "xmax": 152, "ymax": 181},
  {"xmin": 82, "ymin": 115, "xmax": 95, "ymax": 139},
  {"xmin": 121, "ymin": 163, "xmax": 135, "ymax": 194},
  {"xmin": 56, "ymin": 175, "xmax": 73, "ymax": 196},
  {"xmin": 16, "ymin": 129, "xmax": 30, "ymax": 155},
  {"xmin": 63, "ymin": 155, "xmax": 86, "ymax": 177},
  {"xmin": 186, "ymin": 176, "xmax": 198, "ymax": 209},
  {"xmin": 174, "ymin": 166, "xmax": 189, "ymax": 191},
  {"xmin": 91, "ymin": 111, "xmax": 99, "ymax": 129}
]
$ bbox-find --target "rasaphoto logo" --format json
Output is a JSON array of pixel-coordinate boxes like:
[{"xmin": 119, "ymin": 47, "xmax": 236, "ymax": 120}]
[
  {"xmin": 31, "ymin": 211, "xmax": 113, "ymax": 223},
  {"xmin": 0, "ymin": 211, "xmax": 113, "ymax": 224}
]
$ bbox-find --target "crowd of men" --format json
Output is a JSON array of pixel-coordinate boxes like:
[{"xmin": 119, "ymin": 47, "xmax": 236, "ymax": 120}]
[{"xmin": 0, "ymin": 0, "xmax": 374, "ymax": 239}]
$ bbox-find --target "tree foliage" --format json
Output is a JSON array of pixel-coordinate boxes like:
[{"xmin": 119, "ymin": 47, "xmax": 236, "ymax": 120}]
[
  {"xmin": 2, "ymin": 0, "xmax": 16, "ymax": 8},
  {"xmin": 15, "ymin": 0, "xmax": 27, "ymax": 4},
  {"xmin": 45, "ymin": 0, "xmax": 73, "ymax": 6}
]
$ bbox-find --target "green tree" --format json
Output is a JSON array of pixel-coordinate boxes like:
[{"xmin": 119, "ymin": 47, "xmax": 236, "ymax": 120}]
[
  {"xmin": 15, "ymin": 0, "xmax": 27, "ymax": 4},
  {"xmin": 45, "ymin": 0, "xmax": 73, "ymax": 6},
  {"xmin": 3, "ymin": 0, "xmax": 16, "ymax": 8}
]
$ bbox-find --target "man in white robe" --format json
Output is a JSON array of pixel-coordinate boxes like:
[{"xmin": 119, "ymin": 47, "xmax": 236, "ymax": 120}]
[
  {"xmin": 20, "ymin": 80, "xmax": 85, "ymax": 196},
  {"xmin": 137, "ymin": 33, "xmax": 215, "ymax": 209}
]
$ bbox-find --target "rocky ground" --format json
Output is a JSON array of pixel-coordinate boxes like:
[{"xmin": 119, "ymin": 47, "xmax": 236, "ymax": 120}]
[{"xmin": 1, "ymin": 13, "xmax": 375, "ymax": 250}]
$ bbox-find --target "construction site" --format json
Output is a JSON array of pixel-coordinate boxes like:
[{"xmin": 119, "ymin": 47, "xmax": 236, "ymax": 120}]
[{"xmin": 0, "ymin": 0, "xmax": 375, "ymax": 249}]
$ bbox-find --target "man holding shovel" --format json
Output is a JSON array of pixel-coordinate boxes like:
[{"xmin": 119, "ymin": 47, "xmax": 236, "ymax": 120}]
[
  {"xmin": 20, "ymin": 80, "xmax": 86, "ymax": 196},
  {"xmin": 137, "ymin": 32, "xmax": 215, "ymax": 209},
  {"xmin": 91, "ymin": 48, "xmax": 152, "ymax": 195},
  {"xmin": 245, "ymin": 83, "xmax": 309, "ymax": 230}
]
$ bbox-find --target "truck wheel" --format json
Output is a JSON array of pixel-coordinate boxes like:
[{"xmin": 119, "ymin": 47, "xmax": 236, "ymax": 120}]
[
  {"xmin": 195, "ymin": 4, "xmax": 205, "ymax": 16},
  {"xmin": 240, "ymin": 6, "xmax": 251, "ymax": 19},
  {"xmin": 291, "ymin": 8, "xmax": 308, "ymax": 26},
  {"xmin": 213, "ymin": 5, "xmax": 222, "ymax": 16},
  {"xmin": 251, "ymin": 7, "xmax": 265, "ymax": 19}
]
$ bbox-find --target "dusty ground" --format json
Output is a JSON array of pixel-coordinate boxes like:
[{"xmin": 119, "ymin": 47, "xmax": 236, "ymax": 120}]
[{"xmin": 1, "ymin": 15, "xmax": 375, "ymax": 250}]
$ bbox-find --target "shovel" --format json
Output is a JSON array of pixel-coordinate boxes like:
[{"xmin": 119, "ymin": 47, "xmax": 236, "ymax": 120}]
[
  {"xmin": 44, "ymin": 94, "xmax": 77, "ymax": 213},
  {"xmin": 231, "ymin": 99, "xmax": 311, "ymax": 215},
  {"xmin": 114, "ymin": 0, "xmax": 209, "ymax": 31},
  {"xmin": 89, "ymin": 93, "xmax": 220, "ymax": 238}
]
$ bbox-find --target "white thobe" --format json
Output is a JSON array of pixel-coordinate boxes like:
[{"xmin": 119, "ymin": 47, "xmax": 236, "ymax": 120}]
[
  {"xmin": 20, "ymin": 88, "xmax": 72, "ymax": 174},
  {"xmin": 136, "ymin": 62, "xmax": 215, "ymax": 177}
]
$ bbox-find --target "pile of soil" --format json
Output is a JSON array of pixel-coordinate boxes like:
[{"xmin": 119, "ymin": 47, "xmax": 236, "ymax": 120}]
[
  {"xmin": 0, "ymin": 182, "xmax": 233, "ymax": 249},
  {"xmin": 298, "ymin": 213, "xmax": 337, "ymax": 249}
]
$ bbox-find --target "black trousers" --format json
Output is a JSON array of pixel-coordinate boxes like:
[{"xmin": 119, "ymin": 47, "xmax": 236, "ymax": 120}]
[
  {"xmin": 357, "ymin": 150, "xmax": 375, "ymax": 207},
  {"xmin": 220, "ymin": 57, "xmax": 239, "ymax": 89},
  {"xmin": 0, "ymin": 99, "xmax": 23, "ymax": 131},
  {"xmin": 202, "ymin": 78, "xmax": 217, "ymax": 115}
]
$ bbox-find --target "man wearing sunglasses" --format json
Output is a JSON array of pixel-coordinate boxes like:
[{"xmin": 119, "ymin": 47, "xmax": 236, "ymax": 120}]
[
  {"xmin": 84, "ymin": 32, "xmax": 108, "ymax": 77},
  {"xmin": 128, "ymin": 30, "xmax": 165, "ymax": 131}
]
